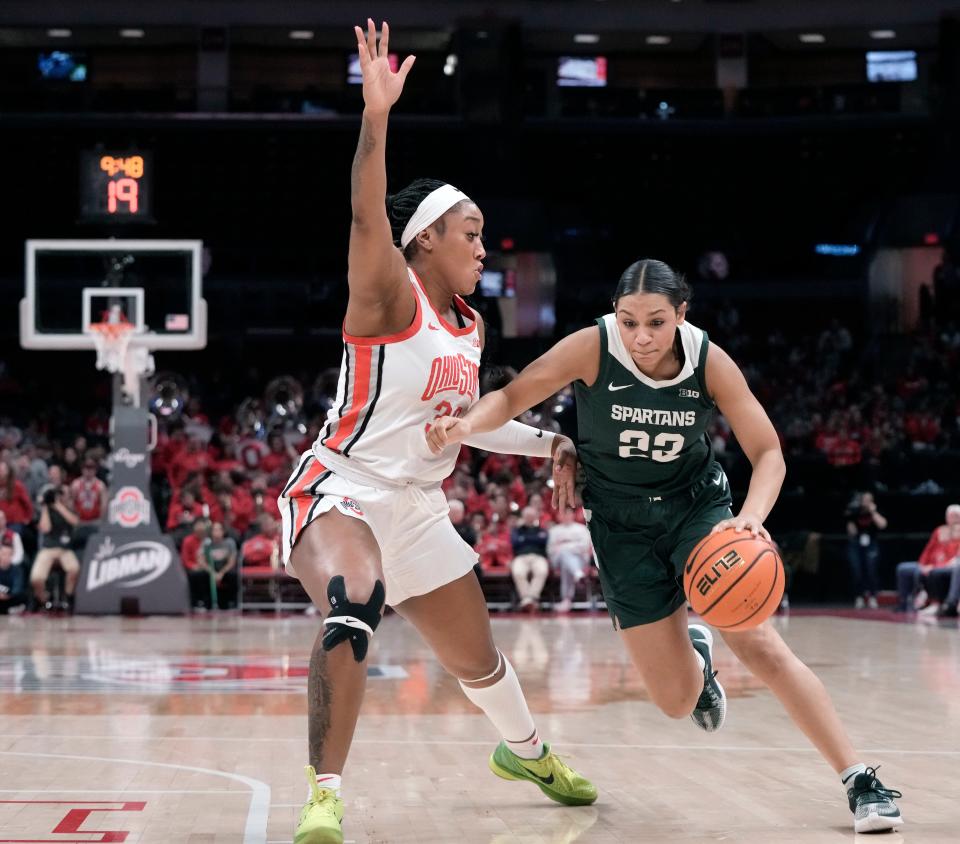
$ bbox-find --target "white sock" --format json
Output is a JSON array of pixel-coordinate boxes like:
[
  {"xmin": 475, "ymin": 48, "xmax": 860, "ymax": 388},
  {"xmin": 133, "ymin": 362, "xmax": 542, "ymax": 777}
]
[
  {"xmin": 311, "ymin": 772, "xmax": 342, "ymax": 797},
  {"xmin": 840, "ymin": 763, "xmax": 867, "ymax": 792},
  {"xmin": 459, "ymin": 654, "xmax": 543, "ymax": 760},
  {"xmin": 505, "ymin": 729, "xmax": 544, "ymax": 760}
]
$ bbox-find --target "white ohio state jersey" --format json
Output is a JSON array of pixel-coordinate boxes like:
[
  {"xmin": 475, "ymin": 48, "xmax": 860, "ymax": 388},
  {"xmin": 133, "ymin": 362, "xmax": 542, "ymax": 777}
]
[{"xmin": 312, "ymin": 268, "xmax": 481, "ymax": 488}]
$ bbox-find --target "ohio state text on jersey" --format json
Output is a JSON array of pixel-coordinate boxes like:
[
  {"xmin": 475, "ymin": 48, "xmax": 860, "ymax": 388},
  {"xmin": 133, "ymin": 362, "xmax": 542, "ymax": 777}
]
[{"xmin": 312, "ymin": 268, "xmax": 481, "ymax": 489}]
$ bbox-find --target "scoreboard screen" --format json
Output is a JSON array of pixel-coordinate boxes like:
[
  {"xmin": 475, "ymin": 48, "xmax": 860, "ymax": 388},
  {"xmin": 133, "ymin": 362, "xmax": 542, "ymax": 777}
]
[{"xmin": 80, "ymin": 150, "xmax": 153, "ymax": 222}]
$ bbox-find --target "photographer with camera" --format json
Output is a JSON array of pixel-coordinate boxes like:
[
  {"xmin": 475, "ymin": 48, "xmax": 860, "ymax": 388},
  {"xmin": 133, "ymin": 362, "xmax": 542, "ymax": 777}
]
[
  {"xmin": 30, "ymin": 485, "xmax": 80, "ymax": 611},
  {"xmin": 845, "ymin": 491, "xmax": 888, "ymax": 609}
]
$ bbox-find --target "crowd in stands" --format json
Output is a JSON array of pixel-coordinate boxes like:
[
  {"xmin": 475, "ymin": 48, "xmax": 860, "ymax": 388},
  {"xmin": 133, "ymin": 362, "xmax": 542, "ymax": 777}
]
[
  {"xmin": 2, "ymin": 299, "xmax": 960, "ymax": 614},
  {"xmin": 699, "ymin": 305, "xmax": 960, "ymax": 494}
]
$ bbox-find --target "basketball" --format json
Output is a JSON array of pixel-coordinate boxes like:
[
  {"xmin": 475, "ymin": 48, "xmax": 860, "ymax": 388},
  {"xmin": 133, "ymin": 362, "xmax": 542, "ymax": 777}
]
[{"xmin": 683, "ymin": 528, "xmax": 785, "ymax": 631}]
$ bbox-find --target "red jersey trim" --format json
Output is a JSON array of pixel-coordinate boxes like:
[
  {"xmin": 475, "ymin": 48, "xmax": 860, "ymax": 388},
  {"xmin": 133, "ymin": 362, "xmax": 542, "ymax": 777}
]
[
  {"xmin": 287, "ymin": 457, "xmax": 329, "ymax": 499},
  {"xmin": 411, "ymin": 268, "xmax": 477, "ymax": 338},
  {"xmin": 341, "ymin": 288, "xmax": 423, "ymax": 346},
  {"xmin": 325, "ymin": 346, "xmax": 373, "ymax": 452}
]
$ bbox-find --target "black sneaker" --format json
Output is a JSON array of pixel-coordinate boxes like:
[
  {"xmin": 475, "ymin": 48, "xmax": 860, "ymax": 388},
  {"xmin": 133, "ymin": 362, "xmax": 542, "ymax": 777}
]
[
  {"xmin": 688, "ymin": 624, "xmax": 726, "ymax": 732},
  {"xmin": 846, "ymin": 766, "xmax": 903, "ymax": 833},
  {"xmin": 937, "ymin": 603, "xmax": 959, "ymax": 618}
]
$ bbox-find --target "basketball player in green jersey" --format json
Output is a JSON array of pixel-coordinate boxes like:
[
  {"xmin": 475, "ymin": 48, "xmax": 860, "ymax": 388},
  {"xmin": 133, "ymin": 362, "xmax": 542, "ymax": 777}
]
[{"xmin": 427, "ymin": 258, "xmax": 903, "ymax": 834}]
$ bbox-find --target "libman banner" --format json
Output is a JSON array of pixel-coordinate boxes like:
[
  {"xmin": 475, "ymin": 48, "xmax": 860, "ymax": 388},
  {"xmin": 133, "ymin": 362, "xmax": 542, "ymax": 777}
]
[{"xmin": 75, "ymin": 530, "xmax": 189, "ymax": 615}]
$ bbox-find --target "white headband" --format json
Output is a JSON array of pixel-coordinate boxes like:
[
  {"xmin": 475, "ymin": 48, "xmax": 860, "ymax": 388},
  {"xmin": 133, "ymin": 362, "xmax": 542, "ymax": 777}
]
[{"xmin": 400, "ymin": 184, "xmax": 471, "ymax": 249}]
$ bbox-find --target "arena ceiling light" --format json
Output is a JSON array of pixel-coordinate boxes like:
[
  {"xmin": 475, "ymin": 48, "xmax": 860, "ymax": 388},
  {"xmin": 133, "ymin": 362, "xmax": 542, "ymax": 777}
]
[
  {"xmin": 120, "ymin": 29, "xmax": 145, "ymax": 39},
  {"xmin": 574, "ymin": 34, "xmax": 600, "ymax": 44},
  {"xmin": 646, "ymin": 35, "xmax": 671, "ymax": 45},
  {"xmin": 870, "ymin": 30, "xmax": 897, "ymax": 40},
  {"xmin": 799, "ymin": 33, "xmax": 826, "ymax": 44},
  {"xmin": 288, "ymin": 30, "xmax": 315, "ymax": 40},
  {"xmin": 47, "ymin": 28, "xmax": 72, "ymax": 38}
]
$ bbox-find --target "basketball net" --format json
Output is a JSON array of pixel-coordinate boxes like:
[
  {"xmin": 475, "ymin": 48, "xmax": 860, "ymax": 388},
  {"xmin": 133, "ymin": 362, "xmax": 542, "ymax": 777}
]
[
  {"xmin": 89, "ymin": 321, "xmax": 135, "ymax": 374},
  {"xmin": 89, "ymin": 322, "xmax": 154, "ymax": 404}
]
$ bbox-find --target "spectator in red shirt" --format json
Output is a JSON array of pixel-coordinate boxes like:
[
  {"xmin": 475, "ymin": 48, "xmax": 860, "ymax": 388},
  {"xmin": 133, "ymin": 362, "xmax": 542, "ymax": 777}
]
[
  {"xmin": 70, "ymin": 460, "xmax": 107, "ymax": 524},
  {"xmin": 824, "ymin": 428, "xmax": 862, "ymax": 468},
  {"xmin": 167, "ymin": 487, "xmax": 205, "ymax": 540},
  {"xmin": 180, "ymin": 519, "xmax": 211, "ymax": 610},
  {"xmin": 241, "ymin": 516, "xmax": 281, "ymax": 569},
  {"xmin": 506, "ymin": 475, "xmax": 528, "ymax": 510},
  {"xmin": 489, "ymin": 493, "xmax": 513, "ymax": 527},
  {"xmin": 474, "ymin": 516, "xmax": 513, "ymax": 575},
  {"xmin": 249, "ymin": 471, "xmax": 282, "ymax": 521},
  {"xmin": 895, "ymin": 504, "xmax": 960, "ymax": 611},
  {"xmin": 168, "ymin": 436, "xmax": 211, "ymax": 491},
  {"xmin": 465, "ymin": 483, "xmax": 493, "ymax": 521},
  {"xmin": 260, "ymin": 432, "xmax": 297, "ymax": 481},
  {"xmin": 180, "ymin": 519, "xmax": 207, "ymax": 568},
  {"xmin": 903, "ymin": 410, "xmax": 941, "ymax": 447},
  {"xmin": 69, "ymin": 459, "xmax": 108, "ymax": 552},
  {"xmin": 0, "ymin": 459, "xmax": 34, "ymax": 530},
  {"xmin": 152, "ymin": 426, "xmax": 186, "ymax": 481}
]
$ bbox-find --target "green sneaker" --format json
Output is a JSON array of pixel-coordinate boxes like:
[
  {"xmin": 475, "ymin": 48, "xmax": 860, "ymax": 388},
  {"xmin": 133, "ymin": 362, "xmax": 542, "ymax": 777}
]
[
  {"xmin": 846, "ymin": 765, "xmax": 903, "ymax": 833},
  {"xmin": 294, "ymin": 765, "xmax": 344, "ymax": 844},
  {"xmin": 488, "ymin": 741, "xmax": 598, "ymax": 806}
]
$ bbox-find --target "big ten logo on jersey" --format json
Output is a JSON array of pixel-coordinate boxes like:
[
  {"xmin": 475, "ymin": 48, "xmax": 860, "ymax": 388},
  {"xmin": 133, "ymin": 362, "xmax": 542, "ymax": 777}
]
[
  {"xmin": 108, "ymin": 486, "xmax": 151, "ymax": 528},
  {"xmin": 421, "ymin": 353, "xmax": 479, "ymax": 403}
]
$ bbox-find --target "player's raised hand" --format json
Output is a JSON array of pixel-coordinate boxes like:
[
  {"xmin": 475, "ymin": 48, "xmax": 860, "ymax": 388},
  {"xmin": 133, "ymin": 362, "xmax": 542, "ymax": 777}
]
[
  {"xmin": 426, "ymin": 415, "xmax": 472, "ymax": 454},
  {"xmin": 550, "ymin": 435, "xmax": 579, "ymax": 511},
  {"xmin": 354, "ymin": 19, "xmax": 415, "ymax": 114}
]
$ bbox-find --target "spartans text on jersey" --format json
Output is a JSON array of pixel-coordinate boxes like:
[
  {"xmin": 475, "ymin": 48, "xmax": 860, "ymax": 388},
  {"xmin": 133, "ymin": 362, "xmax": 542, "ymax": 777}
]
[
  {"xmin": 421, "ymin": 353, "xmax": 480, "ymax": 402},
  {"xmin": 610, "ymin": 405, "xmax": 698, "ymax": 426}
]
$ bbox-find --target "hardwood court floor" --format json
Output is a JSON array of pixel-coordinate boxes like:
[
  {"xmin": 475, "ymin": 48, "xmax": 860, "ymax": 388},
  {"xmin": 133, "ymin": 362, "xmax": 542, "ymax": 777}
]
[{"xmin": 0, "ymin": 610, "xmax": 957, "ymax": 843}]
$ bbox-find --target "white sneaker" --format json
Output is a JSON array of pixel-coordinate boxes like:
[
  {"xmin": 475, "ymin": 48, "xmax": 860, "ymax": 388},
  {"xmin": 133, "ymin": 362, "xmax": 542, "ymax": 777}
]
[
  {"xmin": 913, "ymin": 589, "xmax": 929, "ymax": 610},
  {"xmin": 919, "ymin": 603, "xmax": 940, "ymax": 616},
  {"xmin": 867, "ymin": 596, "xmax": 879, "ymax": 610},
  {"xmin": 854, "ymin": 596, "xmax": 866, "ymax": 610}
]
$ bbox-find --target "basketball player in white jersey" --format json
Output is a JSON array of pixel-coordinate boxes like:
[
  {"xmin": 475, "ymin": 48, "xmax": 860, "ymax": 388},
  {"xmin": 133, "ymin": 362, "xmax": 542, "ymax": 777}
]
[{"xmin": 283, "ymin": 20, "xmax": 597, "ymax": 843}]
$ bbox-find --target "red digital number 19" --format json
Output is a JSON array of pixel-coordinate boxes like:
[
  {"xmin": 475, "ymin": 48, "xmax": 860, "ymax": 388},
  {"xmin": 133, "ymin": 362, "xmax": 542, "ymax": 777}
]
[{"xmin": 107, "ymin": 177, "xmax": 139, "ymax": 214}]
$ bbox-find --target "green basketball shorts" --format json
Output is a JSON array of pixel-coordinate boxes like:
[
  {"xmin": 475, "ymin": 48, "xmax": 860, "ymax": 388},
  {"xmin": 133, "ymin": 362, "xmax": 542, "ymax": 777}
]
[{"xmin": 585, "ymin": 462, "xmax": 733, "ymax": 629}]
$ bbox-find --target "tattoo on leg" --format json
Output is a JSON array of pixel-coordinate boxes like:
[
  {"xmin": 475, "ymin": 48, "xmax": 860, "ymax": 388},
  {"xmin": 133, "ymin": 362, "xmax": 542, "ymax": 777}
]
[{"xmin": 308, "ymin": 634, "xmax": 333, "ymax": 769}]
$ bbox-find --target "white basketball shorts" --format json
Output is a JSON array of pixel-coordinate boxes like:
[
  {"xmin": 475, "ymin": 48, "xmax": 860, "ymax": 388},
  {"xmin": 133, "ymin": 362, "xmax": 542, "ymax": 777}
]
[{"xmin": 279, "ymin": 451, "xmax": 478, "ymax": 606}]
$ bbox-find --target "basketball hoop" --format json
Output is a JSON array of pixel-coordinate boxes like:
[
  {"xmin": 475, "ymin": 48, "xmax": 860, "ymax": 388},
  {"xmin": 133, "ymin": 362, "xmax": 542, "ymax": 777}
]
[{"xmin": 89, "ymin": 320, "xmax": 135, "ymax": 374}]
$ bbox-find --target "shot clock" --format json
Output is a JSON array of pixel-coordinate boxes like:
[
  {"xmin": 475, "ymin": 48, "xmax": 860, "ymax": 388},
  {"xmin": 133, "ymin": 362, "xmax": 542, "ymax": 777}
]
[{"xmin": 80, "ymin": 150, "xmax": 153, "ymax": 223}]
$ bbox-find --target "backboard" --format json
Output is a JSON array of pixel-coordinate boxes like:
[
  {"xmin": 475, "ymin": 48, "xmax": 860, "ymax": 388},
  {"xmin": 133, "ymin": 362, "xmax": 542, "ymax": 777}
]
[{"xmin": 20, "ymin": 239, "xmax": 206, "ymax": 351}]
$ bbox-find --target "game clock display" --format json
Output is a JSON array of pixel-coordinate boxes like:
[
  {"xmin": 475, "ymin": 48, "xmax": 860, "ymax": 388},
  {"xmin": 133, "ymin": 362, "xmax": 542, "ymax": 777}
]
[{"xmin": 80, "ymin": 150, "xmax": 153, "ymax": 223}]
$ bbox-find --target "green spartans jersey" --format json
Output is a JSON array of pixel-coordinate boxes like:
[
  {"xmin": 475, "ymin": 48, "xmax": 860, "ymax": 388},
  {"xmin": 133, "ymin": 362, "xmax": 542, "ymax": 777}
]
[{"xmin": 574, "ymin": 316, "xmax": 717, "ymax": 505}]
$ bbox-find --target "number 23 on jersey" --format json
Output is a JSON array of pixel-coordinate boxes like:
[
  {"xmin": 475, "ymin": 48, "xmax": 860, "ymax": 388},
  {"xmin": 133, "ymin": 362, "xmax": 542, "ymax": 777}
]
[{"xmin": 619, "ymin": 429, "xmax": 684, "ymax": 462}]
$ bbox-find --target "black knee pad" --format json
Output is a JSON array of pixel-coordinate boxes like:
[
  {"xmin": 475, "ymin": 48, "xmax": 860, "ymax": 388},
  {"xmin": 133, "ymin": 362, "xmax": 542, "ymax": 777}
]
[{"xmin": 322, "ymin": 575, "xmax": 385, "ymax": 663}]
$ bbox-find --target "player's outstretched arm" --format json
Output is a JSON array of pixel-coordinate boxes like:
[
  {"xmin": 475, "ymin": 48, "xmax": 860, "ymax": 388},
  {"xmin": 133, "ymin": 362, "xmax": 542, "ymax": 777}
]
[
  {"xmin": 706, "ymin": 343, "xmax": 786, "ymax": 539},
  {"xmin": 347, "ymin": 20, "xmax": 416, "ymax": 312},
  {"xmin": 426, "ymin": 327, "xmax": 599, "ymax": 453}
]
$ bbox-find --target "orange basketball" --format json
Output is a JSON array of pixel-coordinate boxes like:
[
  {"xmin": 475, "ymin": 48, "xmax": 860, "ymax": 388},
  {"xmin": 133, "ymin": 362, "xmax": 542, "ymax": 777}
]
[{"xmin": 683, "ymin": 528, "xmax": 784, "ymax": 631}]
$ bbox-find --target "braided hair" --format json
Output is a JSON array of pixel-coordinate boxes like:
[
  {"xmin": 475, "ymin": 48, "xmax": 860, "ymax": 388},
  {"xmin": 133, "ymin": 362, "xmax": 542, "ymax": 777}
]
[{"xmin": 386, "ymin": 178, "xmax": 468, "ymax": 259}]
